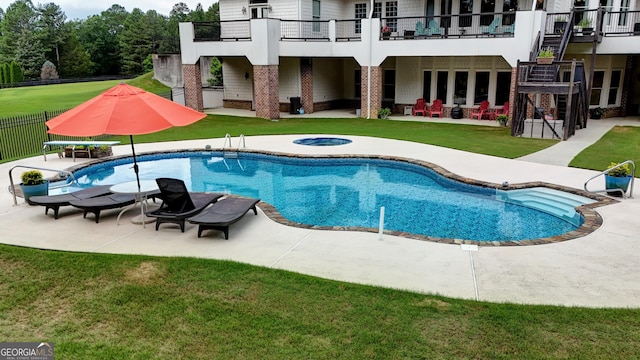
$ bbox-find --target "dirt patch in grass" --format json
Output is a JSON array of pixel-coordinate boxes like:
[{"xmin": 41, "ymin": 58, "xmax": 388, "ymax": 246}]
[{"xmin": 125, "ymin": 261, "xmax": 165, "ymax": 285}]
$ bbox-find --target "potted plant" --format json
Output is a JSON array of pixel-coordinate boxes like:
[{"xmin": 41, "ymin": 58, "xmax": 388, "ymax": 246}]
[
  {"xmin": 496, "ymin": 114, "xmax": 509, "ymax": 127},
  {"xmin": 554, "ymin": 15, "xmax": 568, "ymax": 34},
  {"xmin": 604, "ymin": 162, "xmax": 632, "ymax": 196},
  {"xmin": 381, "ymin": 25, "xmax": 391, "ymax": 40},
  {"xmin": 578, "ymin": 17, "xmax": 593, "ymax": 35},
  {"xmin": 19, "ymin": 170, "xmax": 49, "ymax": 204},
  {"xmin": 377, "ymin": 107, "xmax": 392, "ymax": 119},
  {"xmin": 536, "ymin": 47, "xmax": 554, "ymax": 64},
  {"xmin": 589, "ymin": 107, "xmax": 605, "ymax": 119}
]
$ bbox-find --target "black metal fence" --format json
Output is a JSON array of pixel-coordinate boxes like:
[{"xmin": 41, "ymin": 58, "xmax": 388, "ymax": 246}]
[{"xmin": 0, "ymin": 109, "xmax": 110, "ymax": 162}]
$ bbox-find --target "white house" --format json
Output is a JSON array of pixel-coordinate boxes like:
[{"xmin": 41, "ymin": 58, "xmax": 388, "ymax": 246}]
[{"xmin": 177, "ymin": 0, "xmax": 640, "ymax": 133}]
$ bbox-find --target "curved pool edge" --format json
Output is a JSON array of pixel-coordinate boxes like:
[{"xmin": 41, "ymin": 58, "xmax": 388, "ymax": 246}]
[{"xmin": 59, "ymin": 148, "xmax": 617, "ymax": 247}]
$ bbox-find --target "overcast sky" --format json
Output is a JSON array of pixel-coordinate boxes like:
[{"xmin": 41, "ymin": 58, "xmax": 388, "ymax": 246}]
[{"xmin": 0, "ymin": 0, "xmax": 212, "ymax": 20}]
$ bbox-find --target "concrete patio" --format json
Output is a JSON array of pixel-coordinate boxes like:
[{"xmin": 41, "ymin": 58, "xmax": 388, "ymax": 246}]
[{"xmin": 2, "ymin": 115, "xmax": 639, "ymax": 308}]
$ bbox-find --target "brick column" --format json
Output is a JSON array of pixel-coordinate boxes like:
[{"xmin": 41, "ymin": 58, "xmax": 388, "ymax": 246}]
[
  {"xmin": 254, "ymin": 65, "xmax": 280, "ymax": 120},
  {"xmin": 301, "ymin": 60, "xmax": 313, "ymax": 114},
  {"xmin": 508, "ymin": 67, "xmax": 516, "ymax": 119},
  {"xmin": 183, "ymin": 63, "xmax": 203, "ymax": 111},
  {"xmin": 360, "ymin": 66, "xmax": 382, "ymax": 118}
]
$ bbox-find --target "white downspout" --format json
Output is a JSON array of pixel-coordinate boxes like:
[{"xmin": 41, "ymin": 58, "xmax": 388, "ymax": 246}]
[{"xmin": 367, "ymin": 0, "xmax": 374, "ymax": 119}]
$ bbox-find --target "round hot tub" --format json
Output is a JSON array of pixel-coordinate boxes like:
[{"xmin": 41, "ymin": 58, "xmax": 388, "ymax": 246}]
[{"xmin": 293, "ymin": 137, "xmax": 352, "ymax": 146}]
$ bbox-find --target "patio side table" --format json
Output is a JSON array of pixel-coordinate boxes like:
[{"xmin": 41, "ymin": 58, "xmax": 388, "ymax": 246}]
[{"xmin": 110, "ymin": 180, "xmax": 159, "ymax": 228}]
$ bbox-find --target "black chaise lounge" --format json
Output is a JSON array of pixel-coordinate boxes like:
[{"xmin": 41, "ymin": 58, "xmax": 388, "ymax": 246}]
[
  {"xmin": 29, "ymin": 185, "xmax": 113, "ymax": 219},
  {"xmin": 187, "ymin": 197, "xmax": 260, "ymax": 239},
  {"xmin": 69, "ymin": 193, "xmax": 139, "ymax": 223},
  {"xmin": 146, "ymin": 178, "xmax": 223, "ymax": 232}
]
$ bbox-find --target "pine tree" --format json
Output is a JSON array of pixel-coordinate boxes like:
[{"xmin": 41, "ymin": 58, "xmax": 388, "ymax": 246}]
[
  {"xmin": 1, "ymin": 63, "xmax": 9, "ymax": 83},
  {"xmin": 11, "ymin": 61, "xmax": 23, "ymax": 82}
]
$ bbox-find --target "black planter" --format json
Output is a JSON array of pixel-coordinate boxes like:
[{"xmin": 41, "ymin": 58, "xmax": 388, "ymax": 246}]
[
  {"xmin": 554, "ymin": 21, "xmax": 567, "ymax": 34},
  {"xmin": 451, "ymin": 107, "xmax": 463, "ymax": 119}
]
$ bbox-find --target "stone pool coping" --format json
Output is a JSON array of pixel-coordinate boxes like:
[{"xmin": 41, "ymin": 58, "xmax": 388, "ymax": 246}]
[{"xmin": 58, "ymin": 148, "xmax": 618, "ymax": 247}]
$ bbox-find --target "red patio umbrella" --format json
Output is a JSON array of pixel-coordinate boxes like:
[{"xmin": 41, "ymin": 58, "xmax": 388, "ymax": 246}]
[{"xmin": 46, "ymin": 83, "xmax": 207, "ymax": 190}]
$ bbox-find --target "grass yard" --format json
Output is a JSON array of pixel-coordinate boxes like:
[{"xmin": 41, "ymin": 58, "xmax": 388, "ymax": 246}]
[
  {"xmin": 1, "ymin": 244, "xmax": 639, "ymax": 359},
  {"xmin": 116, "ymin": 115, "xmax": 557, "ymax": 159},
  {"xmin": 570, "ymin": 126, "xmax": 640, "ymax": 172},
  {"xmin": 0, "ymin": 73, "xmax": 169, "ymax": 117}
]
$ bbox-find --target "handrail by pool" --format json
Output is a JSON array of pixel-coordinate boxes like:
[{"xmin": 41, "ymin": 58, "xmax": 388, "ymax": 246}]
[
  {"xmin": 8, "ymin": 164, "xmax": 78, "ymax": 206},
  {"xmin": 584, "ymin": 160, "xmax": 635, "ymax": 198}
]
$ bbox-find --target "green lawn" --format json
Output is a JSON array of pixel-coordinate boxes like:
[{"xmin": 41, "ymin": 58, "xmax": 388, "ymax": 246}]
[
  {"xmin": 2, "ymin": 244, "xmax": 639, "ymax": 359},
  {"xmin": 0, "ymin": 73, "xmax": 169, "ymax": 117},
  {"xmin": 2, "ymin": 78, "xmax": 640, "ymax": 358},
  {"xmin": 570, "ymin": 126, "xmax": 640, "ymax": 172},
  {"xmin": 116, "ymin": 115, "xmax": 556, "ymax": 159}
]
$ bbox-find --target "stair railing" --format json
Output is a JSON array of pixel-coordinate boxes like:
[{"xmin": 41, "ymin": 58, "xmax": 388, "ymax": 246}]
[
  {"xmin": 8, "ymin": 164, "xmax": 77, "ymax": 205},
  {"xmin": 557, "ymin": 11, "xmax": 574, "ymax": 60},
  {"xmin": 584, "ymin": 160, "xmax": 635, "ymax": 198}
]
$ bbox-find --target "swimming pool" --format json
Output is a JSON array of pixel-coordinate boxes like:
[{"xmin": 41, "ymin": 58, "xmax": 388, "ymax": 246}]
[{"xmin": 71, "ymin": 151, "xmax": 590, "ymax": 243}]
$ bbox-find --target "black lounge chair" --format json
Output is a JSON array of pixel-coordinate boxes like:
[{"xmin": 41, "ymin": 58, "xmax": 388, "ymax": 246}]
[
  {"xmin": 28, "ymin": 185, "xmax": 113, "ymax": 219},
  {"xmin": 70, "ymin": 193, "xmax": 139, "ymax": 223},
  {"xmin": 187, "ymin": 197, "xmax": 260, "ymax": 239},
  {"xmin": 146, "ymin": 178, "xmax": 223, "ymax": 232}
]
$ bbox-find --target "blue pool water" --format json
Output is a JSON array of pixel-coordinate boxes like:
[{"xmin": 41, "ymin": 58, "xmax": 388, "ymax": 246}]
[
  {"xmin": 293, "ymin": 137, "xmax": 353, "ymax": 146},
  {"xmin": 71, "ymin": 152, "xmax": 581, "ymax": 242}
]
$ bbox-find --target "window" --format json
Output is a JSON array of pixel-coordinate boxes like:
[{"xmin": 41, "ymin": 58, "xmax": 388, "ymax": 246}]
[
  {"xmin": 383, "ymin": 70, "xmax": 396, "ymax": 100},
  {"xmin": 355, "ymin": 3, "xmax": 366, "ymax": 34},
  {"xmin": 502, "ymin": 0, "xmax": 516, "ymax": 25},
  {"xmin": 439, "ymin": 0, "xmax": 452, "ymax": 28},
  {"xmin": 250, "ymin": 6, "xmax": 269, "ymax": 18},
  {"xmin": 385, "ymin": 2, "xmax": 397, "ymax": 32},
  {"xmin": 312, "ymin": 0, "xmax": 320, "ymax": 32},
  {"xmin": 480, "ymin": 0, "xmax": 495, "ymax": 26},
  {"xmin": 459, "ymin": 0, "xmax": 472, "ymax": 27},
  {"xmin": 373, "ymin": 2, "xmax": 382, "ymax": 18},
  {"xmin": 590, "ymin": 71, "xmax": 604, "ymax": 105},
  {"xmin": 599, "ymin": 0, "xmax": 613, "ymax": 25},
  {"xmin": 608, "ymin": 70, "xmax": 621, "ymax": 105},
  {"xmin": 426, "ymin": 0, "xmax": 434, "ymax": 18},
  {"xmin": 454, "ymin": 71, "xmax": 468, "ymax": 105},
  {"xmin": 436, "ymin": 71, "xmax": 448, "ymax": 103},
  {"xmin": 474, "ymin": 72, "xmax": 490, "ymax": 104},
  {"xmin": 619, "ymin": 0, "xmax": 630, "ymax": 26},
  {"xmin": 354, "ymin": 69, "xmax": 361, "ymax": 98},
  {"xmin": 423, "ymin": 71, "xmax": 432, "ymax": 101},
  {"xmin": 496, "ymin": 72, "xmax": 512, "ymax": 105}
]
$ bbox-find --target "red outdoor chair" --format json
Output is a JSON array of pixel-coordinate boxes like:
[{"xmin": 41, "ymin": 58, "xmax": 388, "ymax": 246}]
[
  {"xmin": 470, "ymin": 100, "xmax": 490, "ymax": 120},
  {"xmin": 495, "ymin": 101, "xmax": 510, "ymax": 116},
  {"xmin": 428, "ymin": 99, "xmax": 443, "ymax": 118},
  {"xmin": 412, "ymin": 98, "xmax": 427, "ymax": 116}
]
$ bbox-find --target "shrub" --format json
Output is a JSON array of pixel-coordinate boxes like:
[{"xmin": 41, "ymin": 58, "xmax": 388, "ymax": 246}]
[
  {"xmin": 378, "ymin": 107, "xmax": 392, "ymax": 118},
  {"xmin": 606, "ymin": 162, "xmax": 630, "ymax": 177},
  {"xmin": 21, "ymin": 170, "xmax": 46, "ymax": 185}
]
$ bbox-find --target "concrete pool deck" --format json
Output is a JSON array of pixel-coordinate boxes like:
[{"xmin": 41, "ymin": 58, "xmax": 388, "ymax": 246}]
[{"xmin": 2, "ymin": 117, "xmax": 639, "ymax": 308}]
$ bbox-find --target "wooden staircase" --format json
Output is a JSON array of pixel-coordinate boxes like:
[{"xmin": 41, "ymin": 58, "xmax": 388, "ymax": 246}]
[{"xmin": 511, "ymin": 10, "xmax": 594, "ymax": 140}]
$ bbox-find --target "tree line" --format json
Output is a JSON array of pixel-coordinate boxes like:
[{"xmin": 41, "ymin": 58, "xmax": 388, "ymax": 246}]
[{"xmin": 0, "ymin": 0, "xmax": 219, "ymax": 81}]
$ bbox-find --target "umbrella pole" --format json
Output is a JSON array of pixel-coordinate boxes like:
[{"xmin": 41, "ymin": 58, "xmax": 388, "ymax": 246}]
[{"xmin": 130, "ymin": 135, "xmax": 141, "ymax": 192}]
